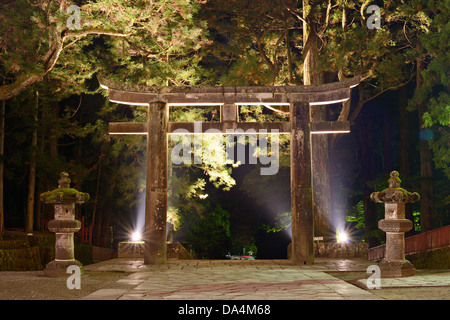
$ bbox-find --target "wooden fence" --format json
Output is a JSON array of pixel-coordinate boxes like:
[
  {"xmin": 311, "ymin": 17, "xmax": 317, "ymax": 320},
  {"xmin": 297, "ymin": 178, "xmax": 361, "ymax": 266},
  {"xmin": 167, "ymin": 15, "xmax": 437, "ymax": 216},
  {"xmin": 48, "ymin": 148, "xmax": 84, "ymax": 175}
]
[{"xmin": 368, "ymin": 224, "xmax": 450, "ymax": 260}]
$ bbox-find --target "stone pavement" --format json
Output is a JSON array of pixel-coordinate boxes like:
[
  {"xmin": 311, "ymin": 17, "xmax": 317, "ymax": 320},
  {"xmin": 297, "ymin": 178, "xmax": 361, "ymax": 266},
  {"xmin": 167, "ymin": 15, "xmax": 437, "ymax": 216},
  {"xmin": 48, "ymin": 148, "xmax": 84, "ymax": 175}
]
[
  {"xmin": 357, "ymin": 270, "xmax": 450, "ymax": 289},
  {"xmin": 79, "ymin": 258, "xmax": 450, "ymax": 300},
  {"xmin": 1, "ymin": 257, "xmax": 449, "ymax": 301}
]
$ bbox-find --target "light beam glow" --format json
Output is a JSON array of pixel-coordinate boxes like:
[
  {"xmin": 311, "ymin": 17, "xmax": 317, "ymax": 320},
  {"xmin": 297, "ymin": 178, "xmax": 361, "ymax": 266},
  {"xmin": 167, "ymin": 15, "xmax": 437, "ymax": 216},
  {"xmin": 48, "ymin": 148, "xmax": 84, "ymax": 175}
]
[
  {"xmin": 131, "ymin": 231, "xmax": 142, "ymax": 242},
  {"xmin": 336, "ymin": 230, "xmax": 350, "ymax": 243}
]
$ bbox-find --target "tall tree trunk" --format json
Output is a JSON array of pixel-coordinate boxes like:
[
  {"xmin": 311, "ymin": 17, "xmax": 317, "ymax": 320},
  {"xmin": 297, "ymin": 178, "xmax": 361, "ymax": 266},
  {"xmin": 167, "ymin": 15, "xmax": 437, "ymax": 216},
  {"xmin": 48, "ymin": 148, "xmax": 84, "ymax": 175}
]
[
  {"xmin": 49, "ymin": 101, "xmax": 59, "ymax": 159},
  {"xmin": 36, "ymin": 107, "xmax": 45, "ymax": 232},
  {"xmin": 91, "ymin": 155, "xmax": 102, "ymax": 240},
  {"xmin": 359, "ymin": 111, "xmax": 379, "ymax": 247},
  {"xmin": 416, "ymin": 58, "xmax": 434, "ymax": 232},
  {"xmin": 0, "ymin": 97, "xmax": 5, "ymax": 238},
  {"xmin": 398, "ymin": 86, "xmax": 415, "ymax": 236},
  {"xmin": 285, "ymin": 24, "xmax": 294, "ymax": 85},
  {"xmin": 398, "ymin": 86, "xmax": 411, "ymax": 178},
  {"xmin": 25, "ymin": 91, "xmax": 38, "ymax": 233},
  {"xmin": 383, "ymin": 111, "xmax": 392, "ymax": 173},
  {"xmin": 302, "ymin": 0, "xmax": 331, "ymax": 238},
  {"xmin": 302, "ymin": 2, "xmax": 324, "ymax": 86}
]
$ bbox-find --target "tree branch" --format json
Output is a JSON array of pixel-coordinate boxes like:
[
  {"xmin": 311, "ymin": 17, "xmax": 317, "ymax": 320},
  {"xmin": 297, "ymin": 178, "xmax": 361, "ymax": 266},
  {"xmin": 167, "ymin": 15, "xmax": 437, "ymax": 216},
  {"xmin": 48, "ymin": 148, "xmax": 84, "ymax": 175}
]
[
  {"xmin": 0, "ymin": 26, "xmax": 131, "ymax": 100},
  {"xmin": 349, "ymin": 76, "xmax": 413, "ymax": 122},
  {"xmin": 360, "ymin": 0, "xmax": 372, "ymax": 21},
  {"xmin": 263, "ymin": 105, "xmax": 289, "ymax": 115},
  {"xmin": 256, "ymin": 39, "xmax": 276, "ymax": 73},
  {"xmin": 286, "ymin": 6, "xmax": 308, "ymax": 26},
  {"xmin": 0, "ymin": 74, "xmax": 42, "ymax": 101},
  {"xmin": 64, "ymin": 28, "xmax": 130, "ymax": 39},
  {"xmin": 318, "ymin": 0, "xmax": 333, "ymax": 37},
  {"xmin": 271, "ymin": 32, "xmax": 285, "ymax": 75}
]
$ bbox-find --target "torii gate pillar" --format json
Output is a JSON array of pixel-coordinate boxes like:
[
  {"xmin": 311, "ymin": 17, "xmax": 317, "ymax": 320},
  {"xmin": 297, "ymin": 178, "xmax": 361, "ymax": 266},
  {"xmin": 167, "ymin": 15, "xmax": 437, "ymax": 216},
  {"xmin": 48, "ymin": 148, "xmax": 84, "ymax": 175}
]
[
  {"xmin": 290, "ymin": 101, "xmax": 314, "ymax": 265},
  {"xmin": 144, "ymin": 101, "xmax": 169, "ymax": 265}
]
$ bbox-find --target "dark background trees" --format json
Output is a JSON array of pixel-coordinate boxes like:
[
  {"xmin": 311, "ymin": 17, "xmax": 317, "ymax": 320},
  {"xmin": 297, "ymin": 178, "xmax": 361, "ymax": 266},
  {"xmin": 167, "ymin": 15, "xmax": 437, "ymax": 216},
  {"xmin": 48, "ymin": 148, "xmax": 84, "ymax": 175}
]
[{"xmin": 0, "ymin": 0, "xmax": 448, "ymax": 258}]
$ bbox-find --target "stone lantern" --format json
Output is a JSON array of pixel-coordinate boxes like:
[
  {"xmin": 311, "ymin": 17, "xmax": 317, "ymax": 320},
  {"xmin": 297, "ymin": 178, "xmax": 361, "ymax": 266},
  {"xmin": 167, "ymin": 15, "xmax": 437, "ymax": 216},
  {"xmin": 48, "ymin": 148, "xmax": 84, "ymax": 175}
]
[
  {"xmin": 40, "ymin": 172, "xmax": 90, "ymax": 277},
  {"xmin": 370, "ymin": 171, "xmax": 420, "ymax": 277}
]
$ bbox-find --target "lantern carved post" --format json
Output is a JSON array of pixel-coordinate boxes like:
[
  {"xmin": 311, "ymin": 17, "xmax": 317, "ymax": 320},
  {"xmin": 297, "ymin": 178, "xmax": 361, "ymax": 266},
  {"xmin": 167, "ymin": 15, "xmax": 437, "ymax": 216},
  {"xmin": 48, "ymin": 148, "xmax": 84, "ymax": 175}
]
[
  {"xmin": 370, "ymin": 171, "xmax": 420, "ymax": 278},
  {"xmin": 40, "ymin": 172, "xmax": 90, "ymax": 277}
]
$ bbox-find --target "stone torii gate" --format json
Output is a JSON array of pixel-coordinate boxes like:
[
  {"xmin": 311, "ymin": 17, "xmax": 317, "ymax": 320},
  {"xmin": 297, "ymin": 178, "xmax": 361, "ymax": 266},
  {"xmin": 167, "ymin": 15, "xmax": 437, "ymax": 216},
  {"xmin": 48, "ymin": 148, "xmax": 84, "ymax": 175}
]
[{"xmin": 99, "ymin": 76, "xmax": 361, "ymax": 265}]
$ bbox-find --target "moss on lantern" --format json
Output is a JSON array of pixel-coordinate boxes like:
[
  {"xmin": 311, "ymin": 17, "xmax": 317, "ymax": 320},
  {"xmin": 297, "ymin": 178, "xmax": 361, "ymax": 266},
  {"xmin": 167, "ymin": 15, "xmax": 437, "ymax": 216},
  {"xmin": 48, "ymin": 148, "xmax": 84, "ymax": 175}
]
[{"xmin": 40, "ymin": 188, "xmax": 90, "ymax": 203}]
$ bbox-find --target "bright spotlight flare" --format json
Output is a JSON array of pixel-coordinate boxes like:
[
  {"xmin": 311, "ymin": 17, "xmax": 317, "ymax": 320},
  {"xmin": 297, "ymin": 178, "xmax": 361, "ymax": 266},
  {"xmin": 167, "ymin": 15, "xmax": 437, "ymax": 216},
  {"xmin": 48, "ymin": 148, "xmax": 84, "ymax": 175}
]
[
  {"xmin": 131, "ymin": 231, "xmax": 142, "ymax": 242},
  {"xmin": 336, "ymin": 230, "xmax": 350, "ymax": 243}
]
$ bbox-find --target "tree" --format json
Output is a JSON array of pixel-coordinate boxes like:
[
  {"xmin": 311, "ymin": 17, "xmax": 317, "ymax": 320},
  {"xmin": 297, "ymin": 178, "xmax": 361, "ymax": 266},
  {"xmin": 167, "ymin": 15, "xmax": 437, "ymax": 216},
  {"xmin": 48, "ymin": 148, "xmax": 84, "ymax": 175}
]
[
  {"xmin": 1, "ymin": 0, "xmax": 210, "ymax": 239},
  {"xmin": 201, "ymin": 0, "xmax": 299, "ymax": 86},
  {"xmin": 299, "ymin": 0, "xmax": 333, "ymax": 237},
  {"xmin": 0, "ymin": 97, "xmax": 4, "ymax": 238},
  {"xmin": 407, "ymin": 0, "xmax": 449, "ymax": 230},
  {"xmin": 174, "ymin": 197, "xmax": 231, "ymax": 259},
  {"xmin": 318, "ymin": 1, "xmax": 430, "ymax": 242},
  {"xmin": 202, "ymin": 0, "xmax": 426, "ymax": 241},
  {"xmin": 0, "ymin": 0, "xmax": 209, "ymax": 100}
]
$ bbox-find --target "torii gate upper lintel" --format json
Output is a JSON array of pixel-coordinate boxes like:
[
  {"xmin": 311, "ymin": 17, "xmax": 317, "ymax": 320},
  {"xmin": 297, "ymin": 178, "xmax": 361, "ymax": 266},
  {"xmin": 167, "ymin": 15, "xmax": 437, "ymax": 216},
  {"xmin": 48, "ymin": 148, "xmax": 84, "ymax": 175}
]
[{"xmin": 99, "ymin": 76, "xmax": 361, "ymax": 265}]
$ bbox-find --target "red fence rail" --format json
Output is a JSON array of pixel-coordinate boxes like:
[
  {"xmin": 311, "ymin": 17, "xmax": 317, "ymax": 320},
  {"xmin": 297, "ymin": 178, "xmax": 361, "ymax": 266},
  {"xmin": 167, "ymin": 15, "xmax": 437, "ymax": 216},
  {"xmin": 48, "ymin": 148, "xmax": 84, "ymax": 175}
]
[
  {"xmin": 368, "ymin": 224, "xmax": 450, "ymax": 261},
  {"xmin": 40, "ymin": 218, "xmax": 50, "ymax": 233},
  {"xmin": 79, "ymin": 216, "xmax": 92, "ymax": 245},
  {"xmin": 40, "ymin": 216, "xmax": 92, "ymax": 245},
  {"xmin": 368, "ymin": 245, "xmax": 385, "ymax": 261}
]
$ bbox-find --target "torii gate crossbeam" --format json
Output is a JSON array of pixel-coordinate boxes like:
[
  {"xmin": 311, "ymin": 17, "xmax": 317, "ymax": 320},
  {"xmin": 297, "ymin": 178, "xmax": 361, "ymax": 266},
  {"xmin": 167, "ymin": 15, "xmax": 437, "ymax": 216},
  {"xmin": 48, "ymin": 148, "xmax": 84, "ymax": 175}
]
[{"xmin": 99, "ymin": 76, "xmax": 361, "ymax": 265}]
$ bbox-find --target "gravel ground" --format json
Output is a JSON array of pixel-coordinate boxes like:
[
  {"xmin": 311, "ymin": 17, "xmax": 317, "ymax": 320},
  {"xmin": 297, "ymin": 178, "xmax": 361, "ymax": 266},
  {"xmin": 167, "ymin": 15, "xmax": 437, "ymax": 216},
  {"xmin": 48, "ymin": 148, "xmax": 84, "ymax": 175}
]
[{"xmin": 0, "ymin": 270, "xmax": 131, "ymax": 300}]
